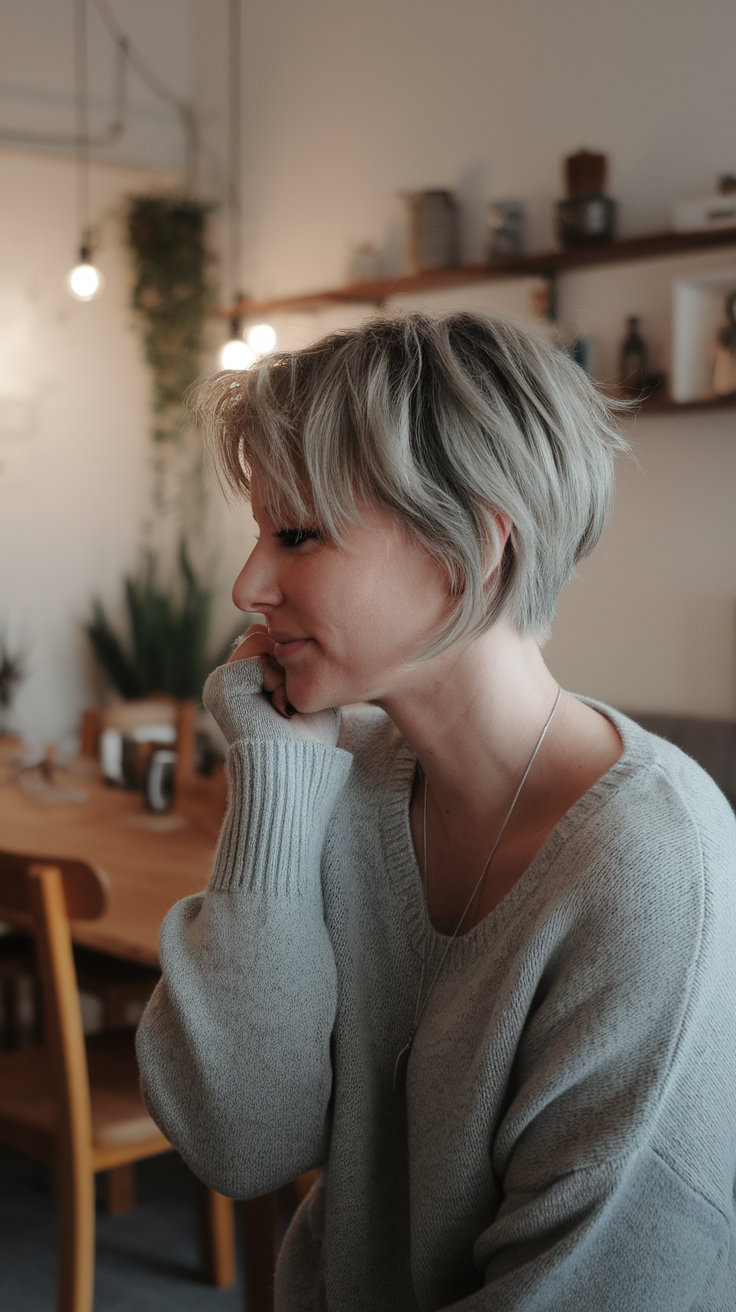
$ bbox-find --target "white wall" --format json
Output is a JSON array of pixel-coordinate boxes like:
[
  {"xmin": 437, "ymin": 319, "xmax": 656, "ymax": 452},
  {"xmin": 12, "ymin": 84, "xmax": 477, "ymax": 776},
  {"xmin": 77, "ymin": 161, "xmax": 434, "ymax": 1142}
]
[
  {"xmin": 0, "ymin": 3, "xmax": 255, "ymax": 748},
  {"xmin": 192, "ymin": 0, "xmax": 736, "ymax": 718},
  {"xmin": 0, "ymin": 149, "xmax": 181, "ymax": 746},
  {"xmin": 0, "ymin": 0, "xmax": 193, "ymax": 173},
  {"xmin": 0, "ymin": 2, "xmax": 198, "ymax": 747}
]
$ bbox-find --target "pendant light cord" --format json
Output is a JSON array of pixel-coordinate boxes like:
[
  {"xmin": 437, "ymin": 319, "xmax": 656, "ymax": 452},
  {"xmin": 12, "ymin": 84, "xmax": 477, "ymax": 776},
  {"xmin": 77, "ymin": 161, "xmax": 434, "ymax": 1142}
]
[
  {"xmin": 93, "ymin": 0, "xmax": 199, "ymax": 187},
  {"xmin": 0, "ymin": 0, "xmax": 199, "ymax": 188},
  {"xmin": 228, "ymin": 0, "xmax": 244, "ymax": 313},
  {"xmin": 74, "ymin": 0, "xmax": 91, "ymax": 254}
]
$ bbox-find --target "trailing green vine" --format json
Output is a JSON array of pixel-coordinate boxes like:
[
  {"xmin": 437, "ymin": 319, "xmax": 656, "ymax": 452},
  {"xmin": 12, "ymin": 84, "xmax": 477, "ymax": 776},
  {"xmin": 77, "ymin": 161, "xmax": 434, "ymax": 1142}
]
[{"xmin": 126, "ymin": 195, "xmax": 214, "ymax": 530}]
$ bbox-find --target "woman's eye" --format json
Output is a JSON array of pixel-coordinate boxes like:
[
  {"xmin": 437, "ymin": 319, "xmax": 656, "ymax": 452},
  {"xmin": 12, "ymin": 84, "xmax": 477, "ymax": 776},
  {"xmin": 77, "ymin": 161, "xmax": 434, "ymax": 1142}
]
[{"xmin": 274, "ymin": 527, "xmax": 321, "ymax": 548}]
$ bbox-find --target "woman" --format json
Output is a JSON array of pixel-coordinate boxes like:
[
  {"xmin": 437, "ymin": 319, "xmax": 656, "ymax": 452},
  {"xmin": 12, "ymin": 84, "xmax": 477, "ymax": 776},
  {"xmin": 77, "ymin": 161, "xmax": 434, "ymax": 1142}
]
[{"xmin": 136, "ymin": 312, "xmax": 736, "ymax": 1310}]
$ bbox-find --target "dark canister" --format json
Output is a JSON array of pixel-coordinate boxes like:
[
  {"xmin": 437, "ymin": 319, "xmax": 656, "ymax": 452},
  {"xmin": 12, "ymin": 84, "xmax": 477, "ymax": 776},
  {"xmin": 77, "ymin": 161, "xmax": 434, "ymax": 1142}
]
[
  {"xmin": 555, "ymin": 194, "xmax": 616, "ymax": 246},
  {"xmin": 554, "ymin": 150, "xmax": 616, "ymax": 247}
]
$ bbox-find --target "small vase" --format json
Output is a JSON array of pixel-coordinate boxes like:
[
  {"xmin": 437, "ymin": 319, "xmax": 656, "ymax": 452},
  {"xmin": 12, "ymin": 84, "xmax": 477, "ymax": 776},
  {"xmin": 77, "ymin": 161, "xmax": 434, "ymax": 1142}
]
[{"xmin": 404, "ymin": 191, "xmax": 459, "ymax": 274}]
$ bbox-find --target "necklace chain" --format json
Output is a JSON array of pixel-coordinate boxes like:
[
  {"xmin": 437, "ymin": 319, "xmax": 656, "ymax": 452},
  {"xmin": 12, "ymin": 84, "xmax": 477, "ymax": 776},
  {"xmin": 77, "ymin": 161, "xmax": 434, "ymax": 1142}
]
[{"xmin": 393, "ymin": 685, "xmax": 562, "ymax": 1091}]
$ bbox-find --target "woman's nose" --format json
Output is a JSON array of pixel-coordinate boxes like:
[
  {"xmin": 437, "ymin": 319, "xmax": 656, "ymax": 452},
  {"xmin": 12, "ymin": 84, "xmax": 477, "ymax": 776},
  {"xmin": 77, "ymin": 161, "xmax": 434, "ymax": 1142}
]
[{"xmin": 232, "ymin": 543, "xmax": 283, "ymax": 613}]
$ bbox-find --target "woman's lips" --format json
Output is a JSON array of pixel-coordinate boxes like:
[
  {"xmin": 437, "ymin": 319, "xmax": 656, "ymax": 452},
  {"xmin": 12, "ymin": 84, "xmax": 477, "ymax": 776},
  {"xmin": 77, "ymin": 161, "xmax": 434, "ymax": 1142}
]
[{"xmin": 272, "ymin": 637, "xmax": 310, "ymax": 660}]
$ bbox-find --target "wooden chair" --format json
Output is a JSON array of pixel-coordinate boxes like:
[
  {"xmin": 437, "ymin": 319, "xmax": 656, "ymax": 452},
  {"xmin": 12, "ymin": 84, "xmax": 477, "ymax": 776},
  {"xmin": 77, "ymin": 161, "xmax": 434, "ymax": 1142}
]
[
  {"xmin": 72, "ymin": 945, "xmax": 160, "ymax": 1030},
  {"xmin": 0, "ymin": 932, "xmax": 159, "ymax": 1052},
  {"xmin": 238, "ymin": 1174, "xmax": 320, "ymax": 1312},
  {"xmin": 0, "ymin": 929, "xmax": 39, "ymax": 1048},
  {"xmin": 0, "ymin": 929, "xmax": 160, "ymax": 1211},
  {"xmin": 0, "ymin": 848, "xmax": 235, "ymax": 1312}
]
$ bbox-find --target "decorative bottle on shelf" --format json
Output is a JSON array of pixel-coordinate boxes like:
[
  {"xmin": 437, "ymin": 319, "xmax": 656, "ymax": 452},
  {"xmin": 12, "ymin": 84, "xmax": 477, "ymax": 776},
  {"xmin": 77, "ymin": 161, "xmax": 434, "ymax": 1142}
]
[
  {"xmin": 487, "ymin": 201, "xmax": 524, "ymax": 260},
  {"xmin": 712, "ymin": 291, "xmax": 736, "ymax": 397},
  {"xmin": 619, "ymin": 316, "xmax": 647, "ymax": 393}
]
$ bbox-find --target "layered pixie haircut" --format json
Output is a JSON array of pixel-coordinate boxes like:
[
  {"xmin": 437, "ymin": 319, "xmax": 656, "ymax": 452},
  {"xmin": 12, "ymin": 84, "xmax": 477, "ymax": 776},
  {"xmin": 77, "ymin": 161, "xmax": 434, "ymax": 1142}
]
[{"xmin": 198, "ymin": 311, "xmax": 626, "ymax": 648}]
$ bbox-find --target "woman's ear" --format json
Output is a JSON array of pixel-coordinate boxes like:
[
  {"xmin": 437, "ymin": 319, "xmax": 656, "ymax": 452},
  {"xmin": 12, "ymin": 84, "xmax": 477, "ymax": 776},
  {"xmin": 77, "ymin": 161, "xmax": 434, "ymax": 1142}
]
[
  {"xmin": 482, "ymin": 508, "xmax": 513, "ymax": 583},
  {"xmin": 493, "ymin": 510, "xmax": 513, "ymax": 554}
]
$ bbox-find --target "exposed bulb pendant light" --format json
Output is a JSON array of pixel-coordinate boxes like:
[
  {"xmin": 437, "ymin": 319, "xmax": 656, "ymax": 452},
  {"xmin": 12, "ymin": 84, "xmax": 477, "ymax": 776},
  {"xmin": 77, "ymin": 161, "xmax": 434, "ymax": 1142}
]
[
  {"xmin": 219, "ymin": 310, "xmax": 256, "ymax": 371},
  {"xmin": 247, "ymin": 322, "xmax": 277, "ymax": 354},
  {"xmin": 67, "ymin": 243, "xmax": 105, "ymax": 300},
  {"xmin": 66, "ymin": 0, "xmax": 104, "ymax": 301}
]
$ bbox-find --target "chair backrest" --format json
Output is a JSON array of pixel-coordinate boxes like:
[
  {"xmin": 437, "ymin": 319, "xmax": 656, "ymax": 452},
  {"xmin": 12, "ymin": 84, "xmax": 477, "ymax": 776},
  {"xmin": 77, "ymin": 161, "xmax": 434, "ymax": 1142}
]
[
  {"xmin": 0, "ymin": 848, "xmax": 109, "ymax": 926},
  {"xmin": 0, "ymin": 850, "xmax": 110, "ymax": 1194}
]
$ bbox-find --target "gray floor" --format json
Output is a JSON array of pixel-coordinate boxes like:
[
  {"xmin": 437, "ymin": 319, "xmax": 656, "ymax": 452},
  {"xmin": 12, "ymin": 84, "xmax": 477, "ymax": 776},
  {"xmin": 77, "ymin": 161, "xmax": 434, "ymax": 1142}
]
[{"xmin": 0, "ymin": 1144, "xmax": 249, "ymax": 1311}]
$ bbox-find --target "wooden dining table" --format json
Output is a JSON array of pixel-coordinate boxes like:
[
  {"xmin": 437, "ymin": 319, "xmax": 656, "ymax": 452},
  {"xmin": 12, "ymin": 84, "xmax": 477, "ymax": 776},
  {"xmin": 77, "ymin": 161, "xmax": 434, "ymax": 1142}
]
[
  {"xmin": 0, "ymin": 735, "xmax": 279, "ymax": 1312},
  {"xmin": 0, "ymin": 736, "xmax": 227, "ymax": 966}
]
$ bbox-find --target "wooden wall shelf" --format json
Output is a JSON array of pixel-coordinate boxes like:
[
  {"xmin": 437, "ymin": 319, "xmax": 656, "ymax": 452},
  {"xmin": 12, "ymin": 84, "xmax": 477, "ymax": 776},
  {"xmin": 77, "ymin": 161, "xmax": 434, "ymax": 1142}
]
[
  {"xmin": 636, "ymin": 393, "xmax": 736, "ymax": 416},
  {"xmin": 221, "ymin": 226, "xmax": 736, "ymax": 319}
]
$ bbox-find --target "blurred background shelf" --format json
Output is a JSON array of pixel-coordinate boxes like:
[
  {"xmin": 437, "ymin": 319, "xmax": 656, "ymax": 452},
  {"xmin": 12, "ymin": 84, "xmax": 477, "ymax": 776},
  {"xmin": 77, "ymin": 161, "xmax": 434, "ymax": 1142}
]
[
  {"xmin": 635, "ymin": 392, "xmax": 736, "ymax": 415},
  {"xmin": 220, "ymin": 226, "xmax": 736, "ymax": 318}
]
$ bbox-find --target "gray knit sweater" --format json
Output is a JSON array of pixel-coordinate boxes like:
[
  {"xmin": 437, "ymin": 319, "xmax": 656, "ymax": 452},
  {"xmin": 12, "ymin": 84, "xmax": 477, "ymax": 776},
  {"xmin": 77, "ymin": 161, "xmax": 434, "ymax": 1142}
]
[{"xmin": 136, "ymin": 658, "xmax": 736, "ymax": 1311}]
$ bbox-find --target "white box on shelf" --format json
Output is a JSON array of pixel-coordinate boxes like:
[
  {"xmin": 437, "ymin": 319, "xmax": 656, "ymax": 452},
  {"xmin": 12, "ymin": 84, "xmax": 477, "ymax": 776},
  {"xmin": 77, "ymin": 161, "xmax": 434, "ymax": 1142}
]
[
  {"xmin": 671, "ymin": 269, "xmax": 736, "ymax": 402},
  {"xmin": 673, "ymin": 195, "xmax": 736, "ymax": 233}
]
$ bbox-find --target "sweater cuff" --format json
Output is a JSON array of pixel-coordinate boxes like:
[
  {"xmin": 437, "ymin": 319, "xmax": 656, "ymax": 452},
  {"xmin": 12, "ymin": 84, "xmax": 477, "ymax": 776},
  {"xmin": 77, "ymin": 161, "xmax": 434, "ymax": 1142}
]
[
  {"xmin": 210, "ymin": 736, "xmax": 353, "ymax": 896},
  {"xmin": 203, "ymin": 658, "xmax": 341, "ymax": 750},
  {"xmin": 203, "ymin": 658, "xmax": 269, "ymax": 745}
]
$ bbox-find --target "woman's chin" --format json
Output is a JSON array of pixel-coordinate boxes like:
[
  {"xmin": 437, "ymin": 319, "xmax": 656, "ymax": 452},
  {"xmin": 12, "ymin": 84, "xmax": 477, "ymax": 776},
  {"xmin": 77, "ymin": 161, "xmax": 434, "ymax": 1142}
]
[{"xmin": 285, "ymin": 675, "xmax": 344, "ymax": 716}]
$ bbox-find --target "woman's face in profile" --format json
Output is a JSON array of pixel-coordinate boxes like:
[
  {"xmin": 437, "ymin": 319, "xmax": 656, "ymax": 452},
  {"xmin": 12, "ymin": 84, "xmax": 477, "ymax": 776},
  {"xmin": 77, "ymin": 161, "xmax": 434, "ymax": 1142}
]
[{"xmin": 232, "ymin": 472, "xmax": 453, "ymax": 712}]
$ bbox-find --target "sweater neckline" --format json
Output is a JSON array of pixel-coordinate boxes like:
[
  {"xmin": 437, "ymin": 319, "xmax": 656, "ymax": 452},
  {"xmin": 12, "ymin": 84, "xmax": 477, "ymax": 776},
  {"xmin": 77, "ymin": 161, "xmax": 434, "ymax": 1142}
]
[{"xmin": 378, "ymin": 695, "xmax": 652, "ymax": 972}]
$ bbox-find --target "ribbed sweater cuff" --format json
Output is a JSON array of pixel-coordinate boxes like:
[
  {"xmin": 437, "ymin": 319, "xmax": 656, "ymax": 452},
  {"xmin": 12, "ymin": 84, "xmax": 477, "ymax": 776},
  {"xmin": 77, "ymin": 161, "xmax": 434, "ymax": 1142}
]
[{"xmin": 210, "ymin": 737, "xmax": 353, "ymax": 896}]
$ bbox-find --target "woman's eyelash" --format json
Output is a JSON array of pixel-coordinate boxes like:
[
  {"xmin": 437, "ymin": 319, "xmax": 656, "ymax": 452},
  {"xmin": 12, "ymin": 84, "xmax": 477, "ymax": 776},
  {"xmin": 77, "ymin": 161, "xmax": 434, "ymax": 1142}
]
[{"xmin": 274, "ymin": 527, "xmax": 321, "ymax": 548}]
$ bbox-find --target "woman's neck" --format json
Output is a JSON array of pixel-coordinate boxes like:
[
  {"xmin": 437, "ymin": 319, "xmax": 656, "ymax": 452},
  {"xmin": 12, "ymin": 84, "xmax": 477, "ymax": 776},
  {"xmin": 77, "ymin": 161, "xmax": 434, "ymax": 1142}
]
[
  {"xmin": 375, "ymin": 620, "xmax": 622, "ymax": 934},
  {"xmin": 376, "ymin": 620, "xmax": 560, "ymax": 824}
]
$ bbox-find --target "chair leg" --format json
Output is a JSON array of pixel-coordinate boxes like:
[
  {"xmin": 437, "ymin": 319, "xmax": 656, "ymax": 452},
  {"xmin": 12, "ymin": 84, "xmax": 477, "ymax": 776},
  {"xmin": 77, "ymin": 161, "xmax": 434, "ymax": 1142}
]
[
  {"xmin": 29, "ymin": 974, "xmax": 43, "ymax": 1045},
  {"xmin": 242, "ymin": 1192, "xmax": 277, "ymax": 1312},
  {"xmin": 105, "ymin": 1163, "xmax": 136, "ymax": 1215},
  {"xmin": 56, "ymin": 1156, "xmax": 95, "ymax": 1312},
  {"xmin": 294, "ymin": 1169, "xmax": 319, "ymax": 1203},
  {"xmin": 1, "ymin": 978, "xmax": 18, "ymax": 1050},
  {"xmin": 196, "ymin": 1184, "xmax": 236, "ymax": 1288},
  {"xmin": 102, "ymin": 995, "xmax": 129, "ymax": 1029}
]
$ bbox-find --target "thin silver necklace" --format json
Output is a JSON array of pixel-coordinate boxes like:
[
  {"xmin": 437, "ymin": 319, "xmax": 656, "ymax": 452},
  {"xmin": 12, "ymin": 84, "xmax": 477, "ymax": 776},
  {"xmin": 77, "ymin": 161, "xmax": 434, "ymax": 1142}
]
[{"xmin": 393, "ymin": 685, "xmax": 562, "ymax": 1092}]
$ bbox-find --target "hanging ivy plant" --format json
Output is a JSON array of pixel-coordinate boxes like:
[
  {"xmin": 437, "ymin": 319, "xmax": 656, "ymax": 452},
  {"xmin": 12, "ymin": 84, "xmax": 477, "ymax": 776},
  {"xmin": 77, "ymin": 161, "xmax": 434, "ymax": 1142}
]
[
  {"xmin": 125, "ymin": 193, "xmax": 216, "ymax": 544},
  {"xmin": 127, "ymin": 195, "xmax": 213, "ymax": 445}
]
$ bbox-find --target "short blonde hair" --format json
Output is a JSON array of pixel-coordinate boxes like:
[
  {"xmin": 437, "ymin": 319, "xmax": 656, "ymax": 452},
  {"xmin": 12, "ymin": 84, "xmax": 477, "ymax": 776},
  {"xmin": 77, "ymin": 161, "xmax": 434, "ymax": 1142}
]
[{"xmin": 196, "ymin": 311, "xmax": 627, "ymax": 648}]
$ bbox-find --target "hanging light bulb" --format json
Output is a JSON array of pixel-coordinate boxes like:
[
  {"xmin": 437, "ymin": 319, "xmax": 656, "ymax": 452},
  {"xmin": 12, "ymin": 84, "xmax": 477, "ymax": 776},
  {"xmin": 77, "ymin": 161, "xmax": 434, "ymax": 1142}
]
[
  {"xmin": 219, "ymin": 316, "xmax": 256, "ymax": 371},
  {"xmin": 66, "ymin": 244, "xmax": 105, "ymax": 301},
  {"xmin": 219, "ymin": 336, "xmax": 256, "ymax": 371},
  {"xmin": 68, "ymin": 5, "xmax": 105, "ymax": 302},
  {"xmin": 247, "ymin": 322, "xmax": 277, "ymax": 355}
]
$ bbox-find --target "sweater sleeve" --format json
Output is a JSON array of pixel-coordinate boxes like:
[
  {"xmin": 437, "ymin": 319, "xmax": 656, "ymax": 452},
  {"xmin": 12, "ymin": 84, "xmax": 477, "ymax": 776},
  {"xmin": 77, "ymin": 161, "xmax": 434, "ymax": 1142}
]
[{"xmin": 135, "ymin": 659, "xmax": 353, "ymax": 1198}]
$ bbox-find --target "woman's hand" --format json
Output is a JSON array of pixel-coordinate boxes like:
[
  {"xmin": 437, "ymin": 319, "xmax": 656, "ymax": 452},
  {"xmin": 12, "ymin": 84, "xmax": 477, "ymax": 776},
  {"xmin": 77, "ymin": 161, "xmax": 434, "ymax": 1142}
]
[
  {"xmin": 229, "ymin": 622, "xmax": 289, "ymax": 710},
  {"xmin": 229, "ymin": 623, "xmax": 340, "ymax": 747}
]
